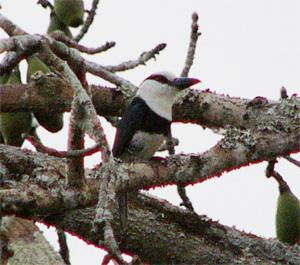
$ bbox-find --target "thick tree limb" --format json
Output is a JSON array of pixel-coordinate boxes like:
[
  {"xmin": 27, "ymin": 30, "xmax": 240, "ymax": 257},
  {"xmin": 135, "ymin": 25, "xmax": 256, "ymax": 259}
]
[
  {"xmin": 1, "ymin": 125, "xmax": 298, "ymax": 262},
  {"xmin": 1, "ymin": 81, "xmax": 299, "ymax": 130},
  {"xmin": 1, "ymin": 217, "xmax": 65, "ymax": 265},
  {"xmin": 1, "ymin": 10, "xmax": 300, "ymax": 265},
  {"xmin": 42, "ymin": 196, "xmax": 300, "ymax": 264},
  {"xmin": 2, "ymin": 148, "xmax": 299, "ymax": 264},
  {"xmin": 1, "ymin": 113, "xmax": 299, "ymax": 216}
]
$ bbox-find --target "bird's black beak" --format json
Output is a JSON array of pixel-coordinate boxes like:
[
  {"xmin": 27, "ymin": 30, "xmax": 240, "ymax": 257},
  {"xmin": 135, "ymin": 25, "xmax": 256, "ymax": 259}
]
[{"xmin": 172, "ymin": 77, "xmax": 201, "ymax": 90}]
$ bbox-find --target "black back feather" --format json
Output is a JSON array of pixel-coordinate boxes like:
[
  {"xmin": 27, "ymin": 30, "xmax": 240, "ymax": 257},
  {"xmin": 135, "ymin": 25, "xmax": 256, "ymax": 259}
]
[{"xmin": 112, "ymin": 97, "xmax": 171, "ymax": 158}]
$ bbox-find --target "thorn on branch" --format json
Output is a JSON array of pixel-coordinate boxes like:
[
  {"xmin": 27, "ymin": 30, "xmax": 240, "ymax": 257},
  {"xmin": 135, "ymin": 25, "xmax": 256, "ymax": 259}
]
[
  {"xmin": 37, "ymin": 0, "xmax": 53, "ymax": 9},
  {"xmin": 181, "ymin": 12, "xmax": 201, "ymax": 78},
  {"xmin": 280, "ymin": 86, "xmax": 288, "ymax": 99}
]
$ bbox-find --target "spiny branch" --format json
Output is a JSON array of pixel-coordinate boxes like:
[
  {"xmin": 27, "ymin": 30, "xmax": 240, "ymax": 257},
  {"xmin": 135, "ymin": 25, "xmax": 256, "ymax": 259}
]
[{"xmin": 104, "ymin": 43, "xmax": 167, "ymax": 73}]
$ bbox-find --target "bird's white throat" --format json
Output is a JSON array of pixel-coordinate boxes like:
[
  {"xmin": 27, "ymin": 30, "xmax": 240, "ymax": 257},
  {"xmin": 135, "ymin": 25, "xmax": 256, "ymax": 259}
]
[{"xmin": 136, "ymin": 79, "xmax": 178, "ymax": 121}]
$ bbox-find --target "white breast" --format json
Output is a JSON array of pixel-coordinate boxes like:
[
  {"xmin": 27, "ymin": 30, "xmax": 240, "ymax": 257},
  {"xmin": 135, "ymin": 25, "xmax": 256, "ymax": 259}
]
[
  {"xmin": 128, "ymin": 131, "xmax": 164, "ymax": 160},
  {"xmin": 136, "ymin": 79, "xmax": 177, "ymax": 121}
]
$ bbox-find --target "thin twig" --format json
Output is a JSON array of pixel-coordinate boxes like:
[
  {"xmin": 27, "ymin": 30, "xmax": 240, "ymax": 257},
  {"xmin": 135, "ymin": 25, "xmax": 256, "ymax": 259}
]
[
  {"xmin": 265, "ymin": 158, "xmax": 277, "ymax": 178},
  {"xmin": 85, "ymin": 60, "xmax": 137, "ymax": 97},
  {"xmin": 283, "ymin": 155, "xmax": 300, "ymax": 167},
  {"xmin": 46, "ymin": 34, "xmax": 137, "ymax": 96},
  {"xmin": 265, "ymin": 159, "xmax": 289, "ymax": 192},
  {"xmin": 181, "ymin": 12, "xmax": 201, "ymax": 78},
  {"xmin": 57, "ymin": 229, "xmax": 70, "ymax": 265},
  {"xmin": 74, "ymin": 0, "xmax": 100, "ymax": 42},
  {"xmin": 175, "ymin": 16, "xmax": 201, "ymax": 210},
  {"xmin": 103, "ymin": 222, "xmax": 128, "ymax": 265},
  {"xmin": 25, "ymin": 134, "xmax": 101, "ymax": 157},
  {"xmin": 104, "ymin": 43, "xmax": 167, "ymax": 73},
  {"xmin": 101, "ymin": 254, "xmax": 113, "ymax": 265},
  {"xmin": 50, "ymin": 31, "xmax": 116, "ymax": 54},
  {"xmin": 177, "ymin": 184, "xmax": 194, "ymax": 211}
]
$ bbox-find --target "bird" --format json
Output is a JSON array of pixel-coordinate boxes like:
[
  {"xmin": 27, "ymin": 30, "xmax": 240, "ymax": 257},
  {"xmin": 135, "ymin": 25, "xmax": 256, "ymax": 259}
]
[
  {"xmin": 112, "ymin": 71, "xmax": 200, "ymax": 228},
  {"xmin": 27, "ymin": 55, "xmax": 64, "ymax": 133},
  {"xmin": 0, "ymin": 67, "xmax": 32, "ymax": 147}
]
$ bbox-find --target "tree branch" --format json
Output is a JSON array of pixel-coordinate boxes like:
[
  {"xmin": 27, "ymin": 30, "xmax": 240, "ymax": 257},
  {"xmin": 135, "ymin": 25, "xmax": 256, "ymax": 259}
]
[
  {"xmin": 50, "ymin": 31, "xmax": 116, "ymax": 54},
  {"xmin": 1, "ymin": 114, "xmax": 299, "ymax": 216},
  {"xmin": 43, "ymin": 195, "xmax": 300, "ymax": 264},
  {"xmin": 181, "ymin": 12, "xmax": 201, "ymax": 78},
  {"xmin": 2, "ymin": 149, "xmax": 299, "ymax": 264},
  {"xmin": 104, "ymin": 43, "xmax": 167, "ymax": 73},
  {"xmin": 1, "ymin": 80, "xmax": 299, "ymax": 131},
  {"xmin": 1, "ymin": 118, "xmax": 299, "ymax": 263},
  {"xmin": 57, "ymin": 229, "xmax": 70, "ymax": 265},
  {"xmin": 74, "ymin": 0, "xmax": 101, "ymax": 42}
]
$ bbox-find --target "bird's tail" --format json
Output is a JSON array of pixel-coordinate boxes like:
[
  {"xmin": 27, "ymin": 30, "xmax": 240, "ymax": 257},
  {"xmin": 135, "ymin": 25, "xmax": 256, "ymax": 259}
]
[{"xmin": 117, "ymin": 191, "xmax": 128, "ymax": 229}]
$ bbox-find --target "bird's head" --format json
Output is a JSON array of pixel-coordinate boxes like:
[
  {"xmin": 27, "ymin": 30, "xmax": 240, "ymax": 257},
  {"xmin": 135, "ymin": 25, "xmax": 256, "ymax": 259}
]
[{"xmin": 136, "ymin": 71, "xmax": 200, "ymax": 120}]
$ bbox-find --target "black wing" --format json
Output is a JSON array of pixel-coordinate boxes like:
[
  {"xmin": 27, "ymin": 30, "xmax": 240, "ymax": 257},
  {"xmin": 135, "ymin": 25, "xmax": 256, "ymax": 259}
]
[{"xmin": 112, "ymin": 99, "xmax": 147, "ymax": 158}]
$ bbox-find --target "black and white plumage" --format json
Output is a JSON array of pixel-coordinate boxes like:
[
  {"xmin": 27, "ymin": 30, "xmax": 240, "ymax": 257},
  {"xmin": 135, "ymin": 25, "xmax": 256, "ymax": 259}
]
[
  {"xmin": 113, "ymin": 71, "xmax": 200, "ymax": 161},
  {"xmin": 112, "ymin": 71, "xmax": 200, "ymax": 227}
]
